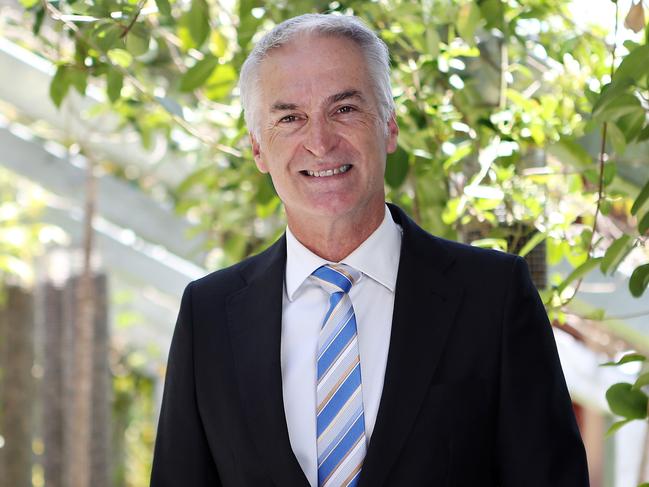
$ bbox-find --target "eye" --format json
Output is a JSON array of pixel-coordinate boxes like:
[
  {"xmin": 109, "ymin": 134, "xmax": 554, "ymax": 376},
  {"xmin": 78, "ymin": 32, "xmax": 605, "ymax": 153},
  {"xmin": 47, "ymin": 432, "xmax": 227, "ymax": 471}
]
[
  {"xmin": 337, "ymin": 105, "xmax": 356, "ymax": 114},
  {"xmin": 279, "ymin": 114, "xmax": 298, "ymax": 123}
]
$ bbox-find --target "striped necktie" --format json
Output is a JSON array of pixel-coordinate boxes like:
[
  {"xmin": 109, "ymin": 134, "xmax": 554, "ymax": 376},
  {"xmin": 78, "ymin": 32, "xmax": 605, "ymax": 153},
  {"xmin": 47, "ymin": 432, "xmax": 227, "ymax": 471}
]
[{"xmin": 310, "ymin": 264, "xmax": 366, "ymax": 487}]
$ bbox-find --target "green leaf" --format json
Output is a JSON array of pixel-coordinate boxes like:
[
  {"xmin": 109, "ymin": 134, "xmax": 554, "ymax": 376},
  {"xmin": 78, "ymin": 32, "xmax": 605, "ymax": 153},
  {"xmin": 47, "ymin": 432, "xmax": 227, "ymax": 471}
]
[
  {"xmin": 188, "ymin": 0, "xmax": 210, "ymax": 48},
  {"xmin": 606, "ymin": 382, "xmax": 648, "ymax": 420},
  {"xmin": 631, "ymin": 179, "xmax": 649, "ymax": 215},
  {"xmin": 50, "ymin": 65, "xmax": 70, "ymax": 108},
  {"xmin": 630, "ymin": 263, "xmax": 649, "ymax": 297},
  {"xmin": 602, "ymin": 353, "xmax": 646, "ymax": 366},
  {"xmin": 385, "ymin": 145, "xmax": 409, "ymax": 189},
  {"xmin": 256, "ymin": 173, "xmax": 276, "ymax": 205},
  {"xmin": 557, "ymin": 257, "xmax": 602, "ymax": 293},
  {"xmin": 32, "ymin": 6, "xmax": 45, "ymax": 35},
  {"xmin": 204, "ymin": 64, "xmax": 238, "ymax": 101},
  {"xmin": 180, "ymin": 55, "xmax": 219, "ymax": 92},
  {"xmin": 94, "ymin": 23, "xmax": 122, "ymax": 52},
  {"xmin": 606, "ymin": 418, "xmax": 632, "ymax": 436},
  {"xmin": 107, "ymin": 48, "xmax": 133, "ymax": 68},
  {"xmin": 639, "ymin": 212, "xmax": 649, "ymax": 235},
  {"xmin": 19, "ymin": 0, "xmax": 39, "ymax": 7},
  {"xmin": 603, "ymin": 162, "xmax": 616, "ymax": 186},
  {"xmin": 106, "ymin": 68, "xmax": 123, "ymax": 103},
  {"xmin": 126, "ymin": 29, "xmax": 150, "ymax": 57},
  {"xmin": 479, "ymin": 0, "xmax": 504, "ymax": 30},
  {"xmin": 155, "ymin": 0, "xmax": 171, "ymax": 17},
  {"xmin": 518, "ymin": 232, "xmax": 546, "ymax": 258},
  {"xmin": 607, "ymin": 122, "xmax": 627, "ymax": 155},
  {"xmin": 601, "ymin": 235, "xmax": 632, "ymax": 275},
  {"xmin": 470, "ymin": 238, "xmax": 508, "ymax": 251},
  {"xmin": 611, "ymin": 44, "xmax": 649, "ymax": 87},
  {"xmin": 67, "ymin": 68, "xmax": 87, "ymax": 95},
  {"xmin": 547, "ymin": 138, "xmax": 591, "ymax": 168},
  {"xmin": 592, "ymin": 78, "xmax": 634, "ymax": 114},
  {"xmin": 633, "ymin": 372, "xmax": 649, "ymax": 390},
  {"xmin": 594, "ymin": 93, "xmax": 643, "ymax": 124},
  {"xmin": 456, "ymin": 2, "xmax": 481, "ymax": 46}
]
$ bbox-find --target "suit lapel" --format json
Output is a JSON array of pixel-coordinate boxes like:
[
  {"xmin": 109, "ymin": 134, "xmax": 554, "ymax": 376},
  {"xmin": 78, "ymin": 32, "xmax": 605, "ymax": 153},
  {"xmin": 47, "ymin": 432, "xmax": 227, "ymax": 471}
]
[
  {"xmin": 359, "ymin": 205, "xmax": 464, "ymax": 487},
  {"xmin": 226, "ymin": 236, "xmax": 310, "ymax": 487}
]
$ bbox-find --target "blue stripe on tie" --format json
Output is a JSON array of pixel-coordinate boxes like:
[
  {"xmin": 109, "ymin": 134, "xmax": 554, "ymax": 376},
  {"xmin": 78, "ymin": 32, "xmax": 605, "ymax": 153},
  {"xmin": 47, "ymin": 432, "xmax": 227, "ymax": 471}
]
[
  {"xmin": 317, "ymin": 406, "xmax": 363, "ymax": 465},
  {"xmin": 318, "ymin": 304, "xmax": 353, "ymax": 358},
  {"xmin": 347, "ymin": 469, "xmax": 361, "ymax": 487},
  {"xmin": 313, "ymin": 266, "xmax": 353, "ymax": 293},
  {"xmin": 322, "ymin": 292, "xmax": 344, "ymax": 325},
  {"xmin": 317, "ymin": 314, "xmax": 357, "ymax": 380},
  {"xmin": 317, "ymin": 412, "xmax": 365, "ymax": 482},
  {"xmin": 317, "ymin": 362, "xmax": 362, "ymax": 436}
]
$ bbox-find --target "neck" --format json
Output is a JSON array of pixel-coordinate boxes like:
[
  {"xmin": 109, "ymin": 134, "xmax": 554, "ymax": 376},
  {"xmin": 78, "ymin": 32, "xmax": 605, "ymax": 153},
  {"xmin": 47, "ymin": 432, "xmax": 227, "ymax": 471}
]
[{"xmin": 287, "ymin": 204, "xmax": 385, "ymax": 262}]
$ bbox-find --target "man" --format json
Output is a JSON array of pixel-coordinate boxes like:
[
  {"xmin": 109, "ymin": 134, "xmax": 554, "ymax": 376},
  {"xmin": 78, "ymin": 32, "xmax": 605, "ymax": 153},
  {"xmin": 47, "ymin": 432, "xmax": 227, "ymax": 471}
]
[{"xmin": 151, "ymin": 13, "xmax": 589, "ymax": 487}]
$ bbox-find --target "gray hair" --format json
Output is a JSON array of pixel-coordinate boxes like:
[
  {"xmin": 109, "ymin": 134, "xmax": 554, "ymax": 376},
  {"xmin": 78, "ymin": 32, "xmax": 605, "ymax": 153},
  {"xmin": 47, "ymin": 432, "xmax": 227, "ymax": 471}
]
[{"xmin": 239, "ymin": 13, "xmax": 395, "ymax": 138}]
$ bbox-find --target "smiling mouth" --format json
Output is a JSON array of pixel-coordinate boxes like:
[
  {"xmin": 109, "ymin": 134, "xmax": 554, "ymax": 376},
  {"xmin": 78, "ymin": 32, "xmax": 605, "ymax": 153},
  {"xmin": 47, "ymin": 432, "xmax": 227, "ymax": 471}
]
[{"xmin": 301, "ymin": 164, "xmax": 352, "ymax": 178}]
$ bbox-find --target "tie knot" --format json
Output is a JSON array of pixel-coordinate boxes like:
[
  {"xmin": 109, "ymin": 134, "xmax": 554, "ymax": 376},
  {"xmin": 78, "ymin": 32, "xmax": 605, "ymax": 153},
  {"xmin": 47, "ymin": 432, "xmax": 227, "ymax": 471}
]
[{"xmin": 311, "ymin": 264, "xmax": 360, "ymax": 294}]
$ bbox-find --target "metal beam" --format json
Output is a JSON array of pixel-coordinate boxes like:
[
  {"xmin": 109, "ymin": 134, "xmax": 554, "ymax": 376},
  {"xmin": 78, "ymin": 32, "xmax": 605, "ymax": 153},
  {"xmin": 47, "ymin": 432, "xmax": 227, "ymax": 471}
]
[
  {"xmin": 0, "ymin": 123, "xmax": 207, "ymax": 264},
  {"xmin": 0, "ymin": 36, "xmax": 194, "ymax": 188}
]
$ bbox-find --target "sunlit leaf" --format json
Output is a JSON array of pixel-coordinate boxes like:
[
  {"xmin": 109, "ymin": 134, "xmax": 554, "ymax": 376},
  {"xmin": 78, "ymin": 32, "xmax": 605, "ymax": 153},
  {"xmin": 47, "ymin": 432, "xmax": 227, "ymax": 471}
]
[
  {"xmin": 50, "ymin": 65, "xmax": 70, "ymax": 108},
  {"xmin": 611, "ymin": 44, "xmax": 649, "ymax": 86},
  {"xmin": 180, "ymin": 55, "xmax": 219, "ymax": 92},
  {"xmin": 155, "ymin": 0, "xmax": 171, "ymax": 17},
  {"xmin": 606, "ymin": 418, "xmax": 632, "ymax": 436},
  {"xmin": 518, "ymin": 232, "xmax": 546, "ymax": 258},
  {"xmin": 126, "ymin": 30, "xmax": 150, "ymax": 57},
  {"xmin": 204, "ymin": 64, "xmax": 237, "ymax": 101},
  {"xmin": 630, "ymin": 263, "xmax": 649, "ymax": 297},
  {"xmin": 601, "ymin": 235, "xmax": 632, "ymax": 275},
  {"xmin": 456, "ymin": 2, "xmax": 481, "ymax": 46},
  {"xmin": 633, "ymin": 372, "xmax": 649, "ymax": 390},
  {"xmin": 108, "ymin": 48, "xmax": 133, "ymax": 68},
  {"xmin": 639, "ymin": 212, "xmax": 649, "ymax": 235},
  {"xmin": 606, "ymin": 383, "xmax": 648, "ymax": 420},
  {"xmin": 602, "ymin": 352, "xmax": 646, "ymax": 367},
  {"xmin": 557, "ymin": 257, "xmax": 603, "ymax": 294},
  {"xmin": 631, "ymin": 179, "xmax": 649, "ymax": 215},
  {"xmin": 188, "ymin": 0, "xmax": 210, "ymax": 48},
  {"xmin": 106, "ymin": 68, "xmax": 123, "ymax": 103},
  {"xmin": 385, "ymin": 145, "xmax": 409, "ymax": 189}
]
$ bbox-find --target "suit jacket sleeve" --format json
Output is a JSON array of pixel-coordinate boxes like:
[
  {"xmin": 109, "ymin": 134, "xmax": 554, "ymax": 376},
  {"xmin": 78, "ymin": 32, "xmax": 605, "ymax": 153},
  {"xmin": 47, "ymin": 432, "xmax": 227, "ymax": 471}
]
[
  {"xmin": 497, "ymin": 257, "xmax": 589, "ymax": 486},
  {"xmin": 150, "ymin": 282, "xmax": 222, "ymax": 486}
]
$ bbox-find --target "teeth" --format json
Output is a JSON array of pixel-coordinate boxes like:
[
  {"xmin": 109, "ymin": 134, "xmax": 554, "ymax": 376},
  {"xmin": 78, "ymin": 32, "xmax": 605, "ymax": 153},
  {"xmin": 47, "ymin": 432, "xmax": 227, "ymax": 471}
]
[{"xmin": 306, "ymin": 164, "xmax": 351, "ymax": 177}]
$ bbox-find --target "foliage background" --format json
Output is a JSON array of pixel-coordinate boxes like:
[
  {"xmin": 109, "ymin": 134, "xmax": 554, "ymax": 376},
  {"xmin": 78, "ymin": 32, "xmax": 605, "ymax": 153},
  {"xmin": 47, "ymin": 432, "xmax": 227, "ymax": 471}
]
[{"xmin": 1, "ymin": 0, "xmax": 649, "ymax": 484}]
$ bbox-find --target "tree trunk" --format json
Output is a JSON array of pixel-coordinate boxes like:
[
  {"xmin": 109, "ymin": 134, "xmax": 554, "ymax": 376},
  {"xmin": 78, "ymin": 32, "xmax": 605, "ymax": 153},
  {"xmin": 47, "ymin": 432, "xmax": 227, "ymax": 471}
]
[
  {"xmin": 90, "ymin": 274, "xmax": 110, "ymax": 487},
  {"xmin": 42, "ymin": 282, "xmax": 65, "ymax": 487},
  {"xmin": 60, "ymin": 273, "xmax": 110, "ymax": 487},
  {"xmin": 0, "ymin": 285, "xmax": 35, "ymax": 487}
]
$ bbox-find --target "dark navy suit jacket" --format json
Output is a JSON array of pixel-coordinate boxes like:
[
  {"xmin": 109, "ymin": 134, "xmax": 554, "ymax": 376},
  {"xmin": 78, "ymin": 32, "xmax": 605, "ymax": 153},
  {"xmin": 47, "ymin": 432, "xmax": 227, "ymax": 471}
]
[{"xmin": 150, "ymin": 204, "xmax": 589, "ymax": 486}]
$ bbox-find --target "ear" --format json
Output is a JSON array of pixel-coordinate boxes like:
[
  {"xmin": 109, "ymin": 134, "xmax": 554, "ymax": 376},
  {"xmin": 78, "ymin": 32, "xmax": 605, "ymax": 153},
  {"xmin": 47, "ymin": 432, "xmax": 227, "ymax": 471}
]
[
  {"xmin": 386, "ymin": 112, "xmax": 399, "ymax": 154},
  {"xmin": 250, "ymin": 133, "xmax": 268, "ymax": 173}
]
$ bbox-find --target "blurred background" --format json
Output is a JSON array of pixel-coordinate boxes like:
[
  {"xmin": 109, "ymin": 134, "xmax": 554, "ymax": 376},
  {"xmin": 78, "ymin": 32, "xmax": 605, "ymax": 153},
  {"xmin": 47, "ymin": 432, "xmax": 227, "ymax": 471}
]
[{"xmin": 1, "ymin": 0, "xmax": 649, "ymax": 485}]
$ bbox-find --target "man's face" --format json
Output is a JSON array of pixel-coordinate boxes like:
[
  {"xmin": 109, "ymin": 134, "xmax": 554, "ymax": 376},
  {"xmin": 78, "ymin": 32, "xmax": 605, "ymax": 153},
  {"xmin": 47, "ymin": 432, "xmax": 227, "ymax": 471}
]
[{"xmin": 250, "ymin": 34, "xmax": 398, "ymax": 225}]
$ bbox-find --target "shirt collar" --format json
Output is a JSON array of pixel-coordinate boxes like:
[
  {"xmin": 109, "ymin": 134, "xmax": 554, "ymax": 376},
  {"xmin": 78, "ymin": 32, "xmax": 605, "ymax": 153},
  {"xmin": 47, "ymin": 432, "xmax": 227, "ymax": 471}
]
[{"xmin": 285, "ymin": 205, "xmax": 403, "ymax": 301}]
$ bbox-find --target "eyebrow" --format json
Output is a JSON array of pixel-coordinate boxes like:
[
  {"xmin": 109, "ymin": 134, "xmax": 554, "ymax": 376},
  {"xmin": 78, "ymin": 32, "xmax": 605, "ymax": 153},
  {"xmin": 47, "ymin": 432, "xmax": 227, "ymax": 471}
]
[{"xmin": 269, "ymin": 89, "xmax": 365, "ymax": 112}]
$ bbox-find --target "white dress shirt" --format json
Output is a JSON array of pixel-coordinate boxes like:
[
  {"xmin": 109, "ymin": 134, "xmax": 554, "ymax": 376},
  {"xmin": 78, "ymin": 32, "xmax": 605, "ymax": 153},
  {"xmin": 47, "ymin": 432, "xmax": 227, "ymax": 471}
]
[{"xmin": 281, "ymin": 206, "xmax": 403, "ymax": 487}]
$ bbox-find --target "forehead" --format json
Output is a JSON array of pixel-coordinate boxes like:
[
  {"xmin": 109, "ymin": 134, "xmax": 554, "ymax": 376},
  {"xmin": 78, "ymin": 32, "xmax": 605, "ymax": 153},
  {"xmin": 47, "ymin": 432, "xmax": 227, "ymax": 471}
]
[{"xmin": 256, "ymin": 34, "xmax": 373, "ymax": 108}]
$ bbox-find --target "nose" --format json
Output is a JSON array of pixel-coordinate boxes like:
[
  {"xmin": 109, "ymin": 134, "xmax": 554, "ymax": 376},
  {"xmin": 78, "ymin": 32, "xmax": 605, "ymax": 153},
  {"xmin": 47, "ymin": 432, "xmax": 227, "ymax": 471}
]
[{"xmin": 302, "ymin": 116, "xmax": 338, "ymax": 158}]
